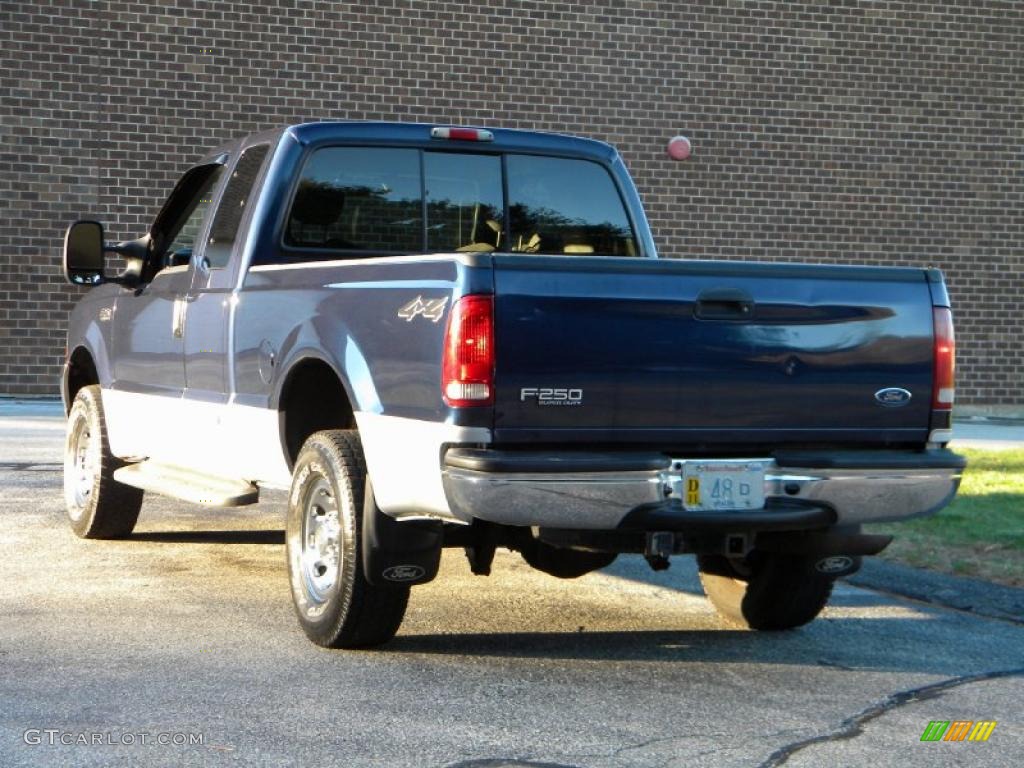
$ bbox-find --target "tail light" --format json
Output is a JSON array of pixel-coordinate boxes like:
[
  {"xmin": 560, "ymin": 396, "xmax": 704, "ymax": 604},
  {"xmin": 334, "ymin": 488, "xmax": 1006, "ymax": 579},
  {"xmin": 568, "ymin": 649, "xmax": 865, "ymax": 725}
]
[
  {"xmin": 932, "ymin": 307, "xmax": 955, "ymax": 410},
  {"xmin": 442, "ymin": 295, "xmax": 494, "ymax": 407}
]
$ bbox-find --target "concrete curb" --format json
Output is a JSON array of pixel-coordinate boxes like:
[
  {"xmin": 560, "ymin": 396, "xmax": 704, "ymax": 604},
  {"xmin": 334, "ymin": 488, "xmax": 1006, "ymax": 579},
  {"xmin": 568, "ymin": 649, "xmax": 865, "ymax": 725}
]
[{"xmin": 846, "ymin": 558, "xmax": 1024, "ymax": 625}]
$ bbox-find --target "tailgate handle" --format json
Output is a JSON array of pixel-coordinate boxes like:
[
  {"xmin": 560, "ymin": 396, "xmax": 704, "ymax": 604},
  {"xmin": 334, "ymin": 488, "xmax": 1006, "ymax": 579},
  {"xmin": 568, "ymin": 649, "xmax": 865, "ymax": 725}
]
[{"xmin": 695, "ymin": 289, "xmax": 754, "ymax": 320}]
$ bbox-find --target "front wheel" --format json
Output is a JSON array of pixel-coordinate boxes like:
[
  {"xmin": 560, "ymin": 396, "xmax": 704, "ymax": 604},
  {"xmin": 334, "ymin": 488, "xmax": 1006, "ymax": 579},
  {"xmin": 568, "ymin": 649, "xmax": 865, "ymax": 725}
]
[
  {"xmin": 63, "ymin": 385, "xmax": 143, "ymax": 539},
  {"xmin": 286, "ymin": 430, "xmax": 409, "ymax": 648},
  {"xmin": 697, "ymin": 553, "xmax": 833, "ymax": 630}
]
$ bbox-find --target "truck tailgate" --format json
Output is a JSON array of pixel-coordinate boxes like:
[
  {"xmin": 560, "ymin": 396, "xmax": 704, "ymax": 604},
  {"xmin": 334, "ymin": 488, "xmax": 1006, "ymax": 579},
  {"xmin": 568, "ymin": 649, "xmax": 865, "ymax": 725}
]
[{"xmin": 492, "ymin": 255, "xmax": 935, "ymax": 446}]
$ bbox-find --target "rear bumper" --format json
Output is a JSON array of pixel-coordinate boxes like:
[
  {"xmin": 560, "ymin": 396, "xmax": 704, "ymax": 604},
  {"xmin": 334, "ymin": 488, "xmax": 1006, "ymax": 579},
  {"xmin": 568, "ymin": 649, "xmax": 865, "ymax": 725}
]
[{"xmin": 441, "ymin": 448, "xmax": 965, "ymax": 531}]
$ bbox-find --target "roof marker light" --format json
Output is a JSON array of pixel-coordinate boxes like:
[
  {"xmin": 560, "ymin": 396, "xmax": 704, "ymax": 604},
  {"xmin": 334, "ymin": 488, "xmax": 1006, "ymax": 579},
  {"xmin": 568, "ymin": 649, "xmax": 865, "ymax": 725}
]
[{"xmin": 431, "ymin": 126, "xmax": 494, "ymax": 142}]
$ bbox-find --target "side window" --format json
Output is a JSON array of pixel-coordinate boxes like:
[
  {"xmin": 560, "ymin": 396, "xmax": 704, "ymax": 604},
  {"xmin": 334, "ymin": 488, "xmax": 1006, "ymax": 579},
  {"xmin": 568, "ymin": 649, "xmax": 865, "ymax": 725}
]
[
  {"xmin": 285, "ymin": 147, "xmax": 421, "ymax": 252},
  {"xmin": 507, "ymin": 155, "xmax": 637, "ymax": 256},
  {"xmin": 158, "ymin": 166, "xmax": 226, "ymax": 267},
  {"xmin": 424, "ymin": 152, "xmax": 503, "ymax": 252},
  {"xmin": 206, "ymin": 145, "xmax": 269, "ymax": 268}
]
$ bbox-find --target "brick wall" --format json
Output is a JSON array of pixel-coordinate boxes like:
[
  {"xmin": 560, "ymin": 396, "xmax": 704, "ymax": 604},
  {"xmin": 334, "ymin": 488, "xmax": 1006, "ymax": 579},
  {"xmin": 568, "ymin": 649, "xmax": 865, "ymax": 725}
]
[{"xmin": 1, "ymin": 0, "xmax": 1021, "ymax": 409}]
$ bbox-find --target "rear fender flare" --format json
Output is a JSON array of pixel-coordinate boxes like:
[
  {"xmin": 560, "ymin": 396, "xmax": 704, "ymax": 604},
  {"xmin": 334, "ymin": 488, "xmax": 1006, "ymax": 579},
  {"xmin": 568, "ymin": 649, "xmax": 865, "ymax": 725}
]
[{"xmin": 269, "ymin": 323, "xmax": 379, "ymax": 416}]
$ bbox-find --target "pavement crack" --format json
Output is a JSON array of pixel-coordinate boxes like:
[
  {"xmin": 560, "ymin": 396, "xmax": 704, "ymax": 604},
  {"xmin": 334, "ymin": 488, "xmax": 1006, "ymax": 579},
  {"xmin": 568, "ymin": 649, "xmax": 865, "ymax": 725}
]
[
  {"xmin": 611, "ymin": 733, "xmax": 697, "ymax": 763},
  {"xmin": 758, "ymin": 666, "xmax": 1024, "ymax": 767}
]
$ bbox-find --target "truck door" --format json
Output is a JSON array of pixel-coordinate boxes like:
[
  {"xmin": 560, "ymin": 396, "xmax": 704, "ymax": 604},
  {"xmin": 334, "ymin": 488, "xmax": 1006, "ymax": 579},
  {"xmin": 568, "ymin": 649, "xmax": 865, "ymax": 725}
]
[
  {"xmin": 180, "ymin": 144, "xmax": 270, "ymax": 477},
  {"xmin": 107, "ymin": 161, "xmax": 226, "ymax": 459},
  {"xmin": 184, "ymin": 145, "xmax": 270, "ymax": 399}
]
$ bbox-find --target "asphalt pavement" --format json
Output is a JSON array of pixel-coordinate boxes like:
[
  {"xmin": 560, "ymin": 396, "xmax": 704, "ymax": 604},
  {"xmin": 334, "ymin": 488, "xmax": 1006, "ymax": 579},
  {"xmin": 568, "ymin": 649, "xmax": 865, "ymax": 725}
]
[
  {"xmin": 949, "ymin": 419, "xmax": 1024, "ymax": 450},
  {"xmin": 1, "ymin": 402, "xmax": 1022, "ymax": 767}
]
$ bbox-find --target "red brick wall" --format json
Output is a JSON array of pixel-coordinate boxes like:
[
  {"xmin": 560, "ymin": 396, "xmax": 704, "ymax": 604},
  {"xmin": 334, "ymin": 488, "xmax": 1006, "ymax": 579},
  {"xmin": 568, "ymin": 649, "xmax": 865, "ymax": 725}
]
[{"xmin": 1, "ymin": 1, "xmax": 1021, "ymax": 408}]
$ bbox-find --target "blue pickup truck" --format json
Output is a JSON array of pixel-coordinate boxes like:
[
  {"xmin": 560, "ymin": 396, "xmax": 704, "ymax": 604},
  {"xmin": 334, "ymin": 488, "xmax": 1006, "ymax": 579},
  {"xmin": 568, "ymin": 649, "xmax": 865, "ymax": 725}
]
[{"xmin": 61, "ymin": 122, "xmax": 964, "ymax": 648}]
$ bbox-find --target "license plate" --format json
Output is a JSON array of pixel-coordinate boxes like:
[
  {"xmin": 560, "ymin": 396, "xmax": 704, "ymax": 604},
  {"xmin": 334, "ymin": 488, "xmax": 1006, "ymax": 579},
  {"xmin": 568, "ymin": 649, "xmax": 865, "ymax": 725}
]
[{"xmin": 681, "ymin": 460, "xmax": 767, "ymax": 511}]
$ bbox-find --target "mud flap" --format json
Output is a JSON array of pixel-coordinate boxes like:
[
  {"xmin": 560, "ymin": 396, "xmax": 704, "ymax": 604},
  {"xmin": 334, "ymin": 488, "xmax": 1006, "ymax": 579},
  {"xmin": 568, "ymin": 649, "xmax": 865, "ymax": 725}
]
[{"xmin": 361, "ymin": 479, "xmax": 442, "ymax": 586}]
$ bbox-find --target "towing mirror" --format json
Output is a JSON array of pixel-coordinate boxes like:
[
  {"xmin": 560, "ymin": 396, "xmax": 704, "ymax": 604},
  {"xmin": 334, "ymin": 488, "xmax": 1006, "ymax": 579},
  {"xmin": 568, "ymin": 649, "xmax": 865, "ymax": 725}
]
[{"xmin": 63, "ymin": 220, "xmax": 107, "ymax": 286}]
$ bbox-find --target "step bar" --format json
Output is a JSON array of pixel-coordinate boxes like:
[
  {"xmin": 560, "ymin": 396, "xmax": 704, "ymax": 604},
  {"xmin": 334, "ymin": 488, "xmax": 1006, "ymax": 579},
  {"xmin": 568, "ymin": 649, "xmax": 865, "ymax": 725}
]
[{"xmin": 113, "ymin": 461, "xmax": 259, "ymax": 507}]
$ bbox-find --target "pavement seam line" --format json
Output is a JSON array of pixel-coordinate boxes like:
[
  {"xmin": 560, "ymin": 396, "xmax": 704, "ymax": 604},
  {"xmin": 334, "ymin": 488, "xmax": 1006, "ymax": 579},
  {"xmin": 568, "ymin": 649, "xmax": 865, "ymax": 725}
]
[{"xmin": 757, "ymin": 666, "xmax": 1024, "ymax": 767}]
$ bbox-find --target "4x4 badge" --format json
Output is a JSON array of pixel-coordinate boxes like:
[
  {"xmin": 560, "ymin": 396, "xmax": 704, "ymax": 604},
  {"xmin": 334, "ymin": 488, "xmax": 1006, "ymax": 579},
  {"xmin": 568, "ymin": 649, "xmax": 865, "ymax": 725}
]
[{"xmin": 397, "ymin": 295, "xmax": 449, "ymax": 323}]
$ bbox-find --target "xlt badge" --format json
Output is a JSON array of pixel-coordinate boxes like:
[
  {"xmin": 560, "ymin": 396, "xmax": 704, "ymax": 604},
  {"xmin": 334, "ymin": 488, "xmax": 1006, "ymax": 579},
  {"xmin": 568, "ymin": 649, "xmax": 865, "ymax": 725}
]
[{"xmin": 520, "ymin": 387, "xmax": 583, "ymax": 406}]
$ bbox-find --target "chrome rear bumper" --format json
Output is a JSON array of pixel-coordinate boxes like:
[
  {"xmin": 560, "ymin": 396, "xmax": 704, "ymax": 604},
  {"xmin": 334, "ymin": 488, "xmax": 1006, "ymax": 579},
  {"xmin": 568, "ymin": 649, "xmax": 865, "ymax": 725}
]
[{"xmin": 441, "ymin": 449, "xmax": 964, "ymax": 530}]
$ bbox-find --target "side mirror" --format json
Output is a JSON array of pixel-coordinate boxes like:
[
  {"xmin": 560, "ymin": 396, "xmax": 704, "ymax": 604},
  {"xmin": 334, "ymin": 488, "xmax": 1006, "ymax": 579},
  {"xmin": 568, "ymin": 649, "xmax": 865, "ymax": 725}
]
[
  {"xmin": 167, "ymin": 247, "xmax": 193, "ymax": 268},
  {"xmin": 63, "ymin": 220, "xmax": 107, "ymax": 286}
]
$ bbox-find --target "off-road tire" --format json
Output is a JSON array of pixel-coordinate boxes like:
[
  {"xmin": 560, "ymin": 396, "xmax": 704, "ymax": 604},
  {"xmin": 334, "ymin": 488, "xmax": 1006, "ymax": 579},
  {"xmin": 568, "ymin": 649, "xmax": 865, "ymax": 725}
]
[
  {"xmin": 63, "ymin": 385, "xmax": 144, "ymax": 539},
  {"xmin": 286, "ymin": 430, "xmax": 409, "ymax": 648},
  {"xmin": 697, "ymin": 553, "xmax": 833, "ymax": 630}
]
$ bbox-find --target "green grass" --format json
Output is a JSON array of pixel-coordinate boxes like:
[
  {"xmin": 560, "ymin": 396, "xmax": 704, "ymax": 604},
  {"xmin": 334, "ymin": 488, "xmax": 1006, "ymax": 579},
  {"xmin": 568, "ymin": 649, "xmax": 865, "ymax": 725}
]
[{"xmin": 868, "ymin": 448, "xmax": 1024, "ymax": 586}]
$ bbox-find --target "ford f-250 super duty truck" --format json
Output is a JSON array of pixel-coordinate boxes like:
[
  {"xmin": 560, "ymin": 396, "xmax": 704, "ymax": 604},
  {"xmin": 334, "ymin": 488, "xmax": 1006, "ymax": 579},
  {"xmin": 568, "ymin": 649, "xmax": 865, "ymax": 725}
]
[{"xmin": 61, "ymin": 122, "xmax": 964, "ymax": 648}]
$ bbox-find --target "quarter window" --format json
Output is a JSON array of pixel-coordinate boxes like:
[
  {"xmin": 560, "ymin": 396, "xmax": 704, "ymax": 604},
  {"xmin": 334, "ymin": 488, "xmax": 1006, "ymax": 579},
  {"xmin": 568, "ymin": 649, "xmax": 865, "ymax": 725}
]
[{"xmin": 206, "ymin": 145, "xmax": 269, "ymax": 268}]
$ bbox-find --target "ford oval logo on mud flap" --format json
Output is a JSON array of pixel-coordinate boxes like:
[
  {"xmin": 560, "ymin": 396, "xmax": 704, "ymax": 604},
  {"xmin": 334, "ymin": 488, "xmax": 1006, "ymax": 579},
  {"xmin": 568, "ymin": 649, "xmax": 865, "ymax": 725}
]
[
  {"xmin": 874, "ymin": 387, "xmax": 912, "ymax": 407},
  {"xmin": 815, "ymin": 556, "xmax": 854, "ymax": 575},
  {"xmin": 382, "ymin": 565, "xmax": 426, "ymax": 582}
]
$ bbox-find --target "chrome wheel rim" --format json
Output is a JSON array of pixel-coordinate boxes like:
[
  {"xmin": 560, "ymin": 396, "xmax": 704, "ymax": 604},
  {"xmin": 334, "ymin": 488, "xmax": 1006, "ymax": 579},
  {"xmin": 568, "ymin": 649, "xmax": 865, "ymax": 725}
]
[
  {"xmin": 299, "ymin": 476, "xmax": 342, "ymax": 605},
  {"xmin": 65, "ymin": 412, "xmax": 95, "ymax": 520}
]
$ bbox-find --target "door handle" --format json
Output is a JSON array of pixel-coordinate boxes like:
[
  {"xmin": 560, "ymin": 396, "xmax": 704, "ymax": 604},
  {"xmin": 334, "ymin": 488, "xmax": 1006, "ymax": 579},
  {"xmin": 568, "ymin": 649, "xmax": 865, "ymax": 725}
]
[
  {"xmin": 694, "ymin": 288, "xmax": 755, "ymax": 320},
  {"xmin": 172, "ymin": 297, "xmax": 186, "ymax": 338}
]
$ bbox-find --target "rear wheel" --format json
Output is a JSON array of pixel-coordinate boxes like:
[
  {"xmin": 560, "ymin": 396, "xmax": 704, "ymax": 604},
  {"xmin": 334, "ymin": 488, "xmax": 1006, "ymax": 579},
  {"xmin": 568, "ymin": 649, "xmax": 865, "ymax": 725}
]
[
  {"xmin": 63, "ymin": 385, "xmax": 143, "ymax": 539},
  {"xmin": 697, "ymin": 553, "xmax": 833, "ymax": 630},
  {"xmin": 286, "ymin": 430, "xmax": 409, "ymax": 648}
]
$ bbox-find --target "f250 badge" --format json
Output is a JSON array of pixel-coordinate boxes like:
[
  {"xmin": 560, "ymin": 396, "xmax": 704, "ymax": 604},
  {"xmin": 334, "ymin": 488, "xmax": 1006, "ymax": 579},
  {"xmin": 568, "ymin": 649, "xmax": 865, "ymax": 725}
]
[
  {"xmin": 521, "ymin": 387, "xmax": 583, "ymax": 406},
  {"xmin": 397, "ymin": 295, "xmax": 448, "ymax": 323}
]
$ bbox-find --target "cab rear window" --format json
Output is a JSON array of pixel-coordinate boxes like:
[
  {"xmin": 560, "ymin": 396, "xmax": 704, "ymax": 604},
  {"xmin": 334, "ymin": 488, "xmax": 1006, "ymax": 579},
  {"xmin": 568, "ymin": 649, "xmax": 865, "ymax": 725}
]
[
  {"xmin": 284, "ymin": 147, "xmax": 421, "ymax": 251},
  {"xmin": 283, "ymin": 147, "xmax": 637, "ymax": 257}
]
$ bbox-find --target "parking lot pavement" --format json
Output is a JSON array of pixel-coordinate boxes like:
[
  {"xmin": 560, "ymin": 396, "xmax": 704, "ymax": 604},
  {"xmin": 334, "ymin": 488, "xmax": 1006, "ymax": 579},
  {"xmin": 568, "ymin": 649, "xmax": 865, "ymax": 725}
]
[
  {"xmin": 950, "ymin": 420, "xmax": 1024, "ymax": 450},
  {"xmin": 1, "ymin": 406, "xmax": 1022, "ymax": 767}
]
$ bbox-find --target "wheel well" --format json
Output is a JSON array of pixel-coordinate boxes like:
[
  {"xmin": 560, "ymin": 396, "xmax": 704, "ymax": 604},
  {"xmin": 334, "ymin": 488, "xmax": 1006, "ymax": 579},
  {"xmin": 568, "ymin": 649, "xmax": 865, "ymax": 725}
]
[
  {"xmin": 66, "ymin": 347, "xmax": 99, "ymax": 411},
  {"xmin": 279, "ymin": 359, "xmax": 355, "ymax": 468}
]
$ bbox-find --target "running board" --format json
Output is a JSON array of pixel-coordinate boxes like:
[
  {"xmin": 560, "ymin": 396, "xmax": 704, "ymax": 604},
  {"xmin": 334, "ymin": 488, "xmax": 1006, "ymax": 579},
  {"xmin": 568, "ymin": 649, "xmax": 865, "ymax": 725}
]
[{"xmin": 113, "ymin": 462, "xmax": 259, "ymax": 507}]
